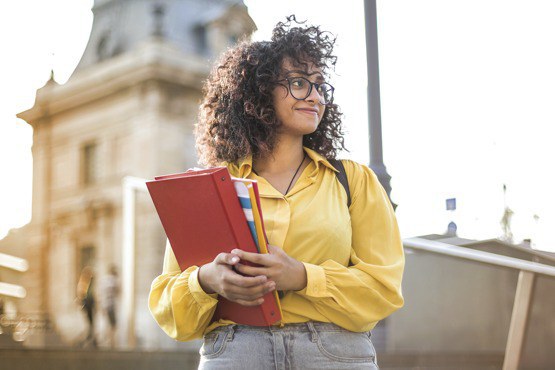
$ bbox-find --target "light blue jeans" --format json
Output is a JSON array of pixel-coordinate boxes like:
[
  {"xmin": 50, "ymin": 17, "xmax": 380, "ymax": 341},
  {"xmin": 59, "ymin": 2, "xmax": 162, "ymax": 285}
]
[{"xmin": 198, "ymin": 322, "xmax": 379, "ymax": 369}]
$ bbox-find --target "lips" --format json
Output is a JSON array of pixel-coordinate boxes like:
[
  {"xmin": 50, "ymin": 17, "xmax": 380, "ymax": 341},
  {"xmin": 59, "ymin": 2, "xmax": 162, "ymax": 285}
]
[{"xmin": 295, "ymin": 108, "xmax": 319, "ymax": 115}]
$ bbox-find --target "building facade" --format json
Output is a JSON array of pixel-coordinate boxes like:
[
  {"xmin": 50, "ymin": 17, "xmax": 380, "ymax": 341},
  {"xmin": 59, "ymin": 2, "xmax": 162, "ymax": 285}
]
[{"xmin": 0, "ymin": 0, "xmax": 255, "ymax": 349}]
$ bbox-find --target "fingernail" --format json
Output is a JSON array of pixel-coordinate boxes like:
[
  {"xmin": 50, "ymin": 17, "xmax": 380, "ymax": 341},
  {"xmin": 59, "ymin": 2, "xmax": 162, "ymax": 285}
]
[{"xmin": 231, "ymin": 257, "xmax": 239, "ymax": 263}]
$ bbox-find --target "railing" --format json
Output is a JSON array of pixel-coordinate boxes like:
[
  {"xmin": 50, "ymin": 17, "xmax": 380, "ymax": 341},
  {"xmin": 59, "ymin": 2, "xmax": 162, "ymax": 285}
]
[
  {"xmin": 403, "ymin": 237, "xmax": 555, "ymax": 370},
  {"xmin": 0, "ymin": 252, "xmax": 28, "ymax": 299}
]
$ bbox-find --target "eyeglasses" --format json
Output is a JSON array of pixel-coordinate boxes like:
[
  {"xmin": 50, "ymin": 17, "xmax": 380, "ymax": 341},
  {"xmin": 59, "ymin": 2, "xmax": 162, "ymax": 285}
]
[{"xmin": 277, "ymin": 77, "xmax": 335, "ymax": 105}]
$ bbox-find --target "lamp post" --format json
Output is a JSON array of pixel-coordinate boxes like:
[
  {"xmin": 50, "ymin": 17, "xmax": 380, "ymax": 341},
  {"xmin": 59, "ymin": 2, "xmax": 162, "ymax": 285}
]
[{"xmin": 364, "ymin": 0, "xmax": 396, "ymax": 209}]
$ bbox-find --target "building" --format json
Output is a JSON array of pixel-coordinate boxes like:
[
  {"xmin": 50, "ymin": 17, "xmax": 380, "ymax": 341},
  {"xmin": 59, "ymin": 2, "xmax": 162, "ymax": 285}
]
[{"xmin": 0, "ymin": 0, "xmax": 255, "ymax": 349}]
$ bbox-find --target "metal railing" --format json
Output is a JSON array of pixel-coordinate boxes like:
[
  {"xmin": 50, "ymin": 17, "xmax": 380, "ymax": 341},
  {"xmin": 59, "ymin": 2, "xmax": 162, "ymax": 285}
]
[
  {"xmin": 0, "ymin": 252, "xmax": 28, "ymax": 299},
  {"xmin": 403, "ymin": 237, "xmax": 555, "ymax": 370}
]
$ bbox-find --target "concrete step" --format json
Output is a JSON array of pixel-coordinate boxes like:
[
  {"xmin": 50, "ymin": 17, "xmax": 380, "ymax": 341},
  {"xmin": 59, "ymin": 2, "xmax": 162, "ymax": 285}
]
[
  {"xmin": 378, "ymin": 352, "xmax": 504, "ymax": 369},
  {"xmin": 0, "ymin": 348, "xmax": 510, "ymax": 370},
  {"xmin": 0, "ymin": 348, "xmax": 200, "ymax": 370}
]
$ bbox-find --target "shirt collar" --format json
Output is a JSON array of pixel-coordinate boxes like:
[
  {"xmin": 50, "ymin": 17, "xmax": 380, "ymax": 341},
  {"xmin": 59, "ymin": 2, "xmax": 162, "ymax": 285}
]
[
  {"xmin": 227, "ymin": 146, "xmax": 338, "ymax": 178},
  {"xmin": 304, "ymin": 147, "xmax": 339, "ymax": 173}
]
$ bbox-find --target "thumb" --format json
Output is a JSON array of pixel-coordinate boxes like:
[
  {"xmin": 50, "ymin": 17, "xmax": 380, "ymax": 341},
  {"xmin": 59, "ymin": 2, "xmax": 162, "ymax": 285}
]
[{"xmin": 267, "ymin": 244, "xmax": 281, "ymax": 254}]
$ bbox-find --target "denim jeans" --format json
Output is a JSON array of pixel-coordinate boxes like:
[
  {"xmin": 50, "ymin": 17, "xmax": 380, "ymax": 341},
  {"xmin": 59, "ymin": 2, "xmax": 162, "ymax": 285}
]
[{"xmin": 198, "ymin": 322, "xmax": 379, "ymax": 370}]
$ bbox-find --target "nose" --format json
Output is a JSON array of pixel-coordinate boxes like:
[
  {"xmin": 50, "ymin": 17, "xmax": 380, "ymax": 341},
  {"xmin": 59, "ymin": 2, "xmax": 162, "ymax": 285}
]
[{"xmin": 305, "ymin": 83, "xmax": 322, "ymax": 104}]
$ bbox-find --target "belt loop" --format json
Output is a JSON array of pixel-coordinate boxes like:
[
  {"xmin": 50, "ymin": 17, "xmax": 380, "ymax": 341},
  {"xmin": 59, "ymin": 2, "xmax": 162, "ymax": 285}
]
[
  {"xmin": 227, "ymin": 324, "xmax": 236, "ymax": 341},
  {"xmin": 307, "ymin": 321, "xmax": 318, "ymax": 343}
]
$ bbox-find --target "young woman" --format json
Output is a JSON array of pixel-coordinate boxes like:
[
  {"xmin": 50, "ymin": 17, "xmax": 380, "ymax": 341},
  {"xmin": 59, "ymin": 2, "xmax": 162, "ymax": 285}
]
[{"xmin": 149, "ymin": 16, "xmax": 404, "ymax": 369}]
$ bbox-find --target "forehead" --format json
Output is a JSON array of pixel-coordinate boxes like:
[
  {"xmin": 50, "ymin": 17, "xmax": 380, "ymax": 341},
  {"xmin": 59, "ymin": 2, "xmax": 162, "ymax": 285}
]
[{"xmin": 280, "ymin": 58, "xmax": 323, "ymax": 77}]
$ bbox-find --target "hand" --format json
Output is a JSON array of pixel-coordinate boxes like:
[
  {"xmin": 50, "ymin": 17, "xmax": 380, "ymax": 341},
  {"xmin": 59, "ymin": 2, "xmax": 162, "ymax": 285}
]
[
  {"xmin": 198, "ymin": 252, "xmax": 276, "ymax": 306},
  {"xmin": 232, "ymin": 245, "xmax": 307, "ymax": 292}
]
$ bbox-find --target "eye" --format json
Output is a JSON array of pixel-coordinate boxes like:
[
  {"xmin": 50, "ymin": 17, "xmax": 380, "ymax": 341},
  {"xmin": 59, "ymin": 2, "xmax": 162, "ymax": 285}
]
[{"xmin": 290, "ymin": 78, "xmax": 307, "ymax": 89}]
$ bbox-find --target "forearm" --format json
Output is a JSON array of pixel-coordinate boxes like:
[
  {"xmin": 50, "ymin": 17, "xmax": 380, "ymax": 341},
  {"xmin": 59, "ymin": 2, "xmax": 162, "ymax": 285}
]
[
  {"xmin": 295, "ymin": 257, "xmax": 404, "ymax": 330},
  {"xmin": 148, "ymin": 267, "xmax": 218, "ymax": 341}
]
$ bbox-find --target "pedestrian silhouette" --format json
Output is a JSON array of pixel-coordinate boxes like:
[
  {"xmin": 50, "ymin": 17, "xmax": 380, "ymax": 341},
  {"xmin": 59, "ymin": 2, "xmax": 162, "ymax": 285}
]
[
  {"xmin": 100, "ymin": 264, "xmax": 119, "ymax": 348},
  {"xmin": 77, "ymin": 266, "xmax": 97, "ymax": 348}
]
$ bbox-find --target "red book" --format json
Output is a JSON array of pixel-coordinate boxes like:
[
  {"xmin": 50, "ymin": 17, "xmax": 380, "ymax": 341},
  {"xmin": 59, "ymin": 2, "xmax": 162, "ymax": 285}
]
[{"xmin": 146, "ymin": 167, "xmax": 281, "ymax": 326}]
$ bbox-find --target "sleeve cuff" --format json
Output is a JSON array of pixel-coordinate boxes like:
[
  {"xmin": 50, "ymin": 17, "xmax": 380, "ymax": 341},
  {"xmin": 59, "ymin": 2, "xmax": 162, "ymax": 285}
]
[
  {"xmin": 188, "ymin": 268, "xmax": 218, "ymax": 305},
  {"xmin": 299, "ymin": 262, "xmax": 328, "ymax": 297}
]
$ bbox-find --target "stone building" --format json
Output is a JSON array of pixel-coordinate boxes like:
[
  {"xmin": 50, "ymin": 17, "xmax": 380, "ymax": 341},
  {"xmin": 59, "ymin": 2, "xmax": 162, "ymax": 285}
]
[{"xmin": 0, "ymin": 0, "xmax": 255, "ymax": 349}]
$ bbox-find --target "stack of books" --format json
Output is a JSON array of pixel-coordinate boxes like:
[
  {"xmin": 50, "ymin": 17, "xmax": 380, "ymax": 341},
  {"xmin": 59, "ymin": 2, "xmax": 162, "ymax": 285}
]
[{"xmin": 146, "ymin": 167, "xmax": 282, "ymax": 326}]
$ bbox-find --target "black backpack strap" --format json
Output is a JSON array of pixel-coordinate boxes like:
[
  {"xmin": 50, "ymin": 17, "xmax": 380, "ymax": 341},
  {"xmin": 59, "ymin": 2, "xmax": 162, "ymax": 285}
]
[{"xmin": 328, "ymin": 158, "xmax": 351, "ymax": 208}]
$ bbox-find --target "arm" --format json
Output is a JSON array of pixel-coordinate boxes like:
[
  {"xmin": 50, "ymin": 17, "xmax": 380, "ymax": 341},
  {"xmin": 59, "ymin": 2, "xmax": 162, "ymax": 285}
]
[
  {"xmin": 148, "ymin": 241, "xmax": 219, "ymax": 341},
  {"xmin": 297, "ymin": 161, "xmax": 404, "ymax": 329},
  {"xmin": 148, "ymin": 240, "xmax": 275, "ymax": 341},
  {"xmin": 234, "ymin": 161, "xmax": 404, "ymax": 331}
]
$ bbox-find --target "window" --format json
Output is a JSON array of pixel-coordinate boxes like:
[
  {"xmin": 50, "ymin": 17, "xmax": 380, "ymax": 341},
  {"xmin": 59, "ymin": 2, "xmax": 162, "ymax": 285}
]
[
  {"xmin": 78, "ymin": 245, "xmax": 96, "ymax": 273},
  {"xmin": 194, "ymin": 25, "xmax": 208, "ymax": 54},
  {"xmin": 82, "ymin": 143, "xmax": 99, "ymax": 185},
  {"xmin": 96, "ymin": 33, "xmax": 111, "ymax": 61},
  {"xmin": 228, "ymin": 34, "xmax": 238, "ymax": 45}
]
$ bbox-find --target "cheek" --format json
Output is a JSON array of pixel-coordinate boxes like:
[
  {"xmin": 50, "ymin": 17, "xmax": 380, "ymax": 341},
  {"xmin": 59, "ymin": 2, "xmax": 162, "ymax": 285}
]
[
  {"xmin": 319, "ymin": 107, "xmax": 326, "ymax": 122},
  {"xmin": 272, "ymin": 86, "xmax": 289, "ymax": 104},
  {"xmin": 272, "ymin": 89, "xmax": 290, "ymax": 116}
]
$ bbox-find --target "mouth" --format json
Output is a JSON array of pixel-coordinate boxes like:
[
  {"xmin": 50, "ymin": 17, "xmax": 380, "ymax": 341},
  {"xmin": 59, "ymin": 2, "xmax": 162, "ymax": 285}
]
[{"xmin": 295, "ymin": 108, "xmax": 319, "ymax": 115}]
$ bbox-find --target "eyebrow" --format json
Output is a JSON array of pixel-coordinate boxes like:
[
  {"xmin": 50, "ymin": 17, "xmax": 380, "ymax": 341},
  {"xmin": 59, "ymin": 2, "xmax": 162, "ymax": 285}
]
[{"xmin": 284, "ymin": 69, "xmax": 325, "ymax": 81}]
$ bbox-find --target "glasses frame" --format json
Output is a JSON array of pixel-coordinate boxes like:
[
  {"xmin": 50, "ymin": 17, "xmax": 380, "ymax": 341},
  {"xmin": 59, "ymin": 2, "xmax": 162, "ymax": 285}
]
[{"xmin": 276, "ymin": 77, "xmax": 335, "ymax": 106}]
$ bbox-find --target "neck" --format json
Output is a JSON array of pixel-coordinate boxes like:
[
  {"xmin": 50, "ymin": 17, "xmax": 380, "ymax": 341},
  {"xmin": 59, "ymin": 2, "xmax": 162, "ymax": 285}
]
[{"xmin": 253, "ymin": 136, "xmax": 305, "ymax": 175}]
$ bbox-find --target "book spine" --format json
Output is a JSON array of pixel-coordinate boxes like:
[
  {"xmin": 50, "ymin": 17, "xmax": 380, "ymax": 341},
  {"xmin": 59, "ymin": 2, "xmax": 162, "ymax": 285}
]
[
  {"xmin": 211, "ymin": 170, "xmax": 258, "ymax": 254},
  {"xmin": 233, "ymin": 180, "xmax": 260, "ymax": 252}
]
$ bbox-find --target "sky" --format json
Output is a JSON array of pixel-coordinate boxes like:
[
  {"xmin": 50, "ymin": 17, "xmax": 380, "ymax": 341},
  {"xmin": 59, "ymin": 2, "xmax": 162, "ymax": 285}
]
[{"xmin": 1, "ymin": 0, "xmax": 554, "ymax": 252}]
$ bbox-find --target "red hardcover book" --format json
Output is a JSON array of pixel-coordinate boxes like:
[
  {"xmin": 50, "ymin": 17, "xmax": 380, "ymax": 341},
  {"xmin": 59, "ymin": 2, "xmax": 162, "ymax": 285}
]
[{"xmin": 146, "ymin": 167, "xmax": 281, "ymax": 326}]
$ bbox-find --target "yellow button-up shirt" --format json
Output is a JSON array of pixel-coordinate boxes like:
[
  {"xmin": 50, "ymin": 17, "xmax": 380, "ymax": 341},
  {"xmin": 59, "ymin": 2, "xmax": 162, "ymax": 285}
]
[{"xmin": 148, "ymin": 147, "xmax": 404, "ymax": 341}]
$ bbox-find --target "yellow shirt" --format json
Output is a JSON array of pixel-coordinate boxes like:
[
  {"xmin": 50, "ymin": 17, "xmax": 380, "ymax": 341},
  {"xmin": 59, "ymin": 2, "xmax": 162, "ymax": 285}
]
[{"xmin": 148, "ymin": 147, "xmax": 404, "ymax": 341}]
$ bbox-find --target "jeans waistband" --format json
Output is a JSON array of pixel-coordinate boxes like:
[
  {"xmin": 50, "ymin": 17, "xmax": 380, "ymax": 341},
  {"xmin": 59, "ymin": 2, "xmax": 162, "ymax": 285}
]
[{"xmin": 221, "ymin": 321, "xmax": 354, "ymax": 334}]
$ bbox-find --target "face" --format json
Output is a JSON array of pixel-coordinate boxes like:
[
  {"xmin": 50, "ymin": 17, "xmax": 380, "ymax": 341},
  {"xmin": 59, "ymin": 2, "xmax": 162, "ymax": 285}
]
[{"xmin": 272, "ymin": 58, "xmax": 327, "ymax": 137}]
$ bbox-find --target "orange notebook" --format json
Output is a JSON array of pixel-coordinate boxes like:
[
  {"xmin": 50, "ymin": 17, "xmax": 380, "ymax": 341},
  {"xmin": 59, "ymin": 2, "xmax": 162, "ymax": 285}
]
[{"xmin": 146, "ymin": 167, "xmax": 281, "ymax": 326}]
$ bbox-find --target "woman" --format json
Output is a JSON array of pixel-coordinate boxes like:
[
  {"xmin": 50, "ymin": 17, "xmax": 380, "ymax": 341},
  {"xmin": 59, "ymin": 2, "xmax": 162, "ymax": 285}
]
[{"xmin": 149, "ymin": 16, "xmax": 404, "ymax": 369}]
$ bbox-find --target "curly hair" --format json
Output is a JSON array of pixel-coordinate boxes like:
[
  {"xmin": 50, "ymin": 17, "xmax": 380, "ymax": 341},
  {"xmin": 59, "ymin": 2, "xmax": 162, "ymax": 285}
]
[{"xmin": 195, "ymin": 15, "xmax": 346, "ymax": 166}]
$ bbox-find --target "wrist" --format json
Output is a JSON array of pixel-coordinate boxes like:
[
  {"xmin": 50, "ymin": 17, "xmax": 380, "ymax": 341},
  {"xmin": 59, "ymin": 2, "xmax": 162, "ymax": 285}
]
[
  {"xmin": 294, "ymin": 260, "xmax": 308, "ymax": 291},
  {"xmin": 198, "ymin": 263, "xmax": 216, "ymax": 294}
]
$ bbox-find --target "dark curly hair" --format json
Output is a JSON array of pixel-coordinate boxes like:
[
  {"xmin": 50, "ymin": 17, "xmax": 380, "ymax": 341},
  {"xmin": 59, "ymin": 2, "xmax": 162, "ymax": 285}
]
[{"xmin": 195, "ymin": 15, "xmax": 346, "ymax": 166}]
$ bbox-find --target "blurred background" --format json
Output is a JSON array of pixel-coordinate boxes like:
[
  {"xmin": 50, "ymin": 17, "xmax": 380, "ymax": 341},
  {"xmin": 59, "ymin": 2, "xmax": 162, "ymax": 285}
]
[{"xmin": 0, "ymin": 0, "xmax": 554, "ymax": 369}]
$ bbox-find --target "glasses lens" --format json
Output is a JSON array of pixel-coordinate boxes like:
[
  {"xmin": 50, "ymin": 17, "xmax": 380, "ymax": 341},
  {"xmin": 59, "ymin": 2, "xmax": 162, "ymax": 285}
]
[
  {"xmin": 318, "ymin": 83, "xmax": 333, "ymax": 104},
  {"xmin": 287, "ymin": 77, "xmax": 334, "ymax": 105},
  {"xmin": 288, "ymin": 77, "xmax": 310, "ymax": 100}
]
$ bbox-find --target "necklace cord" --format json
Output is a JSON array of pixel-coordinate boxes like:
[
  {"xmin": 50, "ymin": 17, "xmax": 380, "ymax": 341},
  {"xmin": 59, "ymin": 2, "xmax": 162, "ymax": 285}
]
[
  {"xmin": 285, "ymin": 152, "xmax": 306, "ymax": 195},
  {"xmin": 251, "ymin": 152, "xmax": 307, "ymax": 195}
]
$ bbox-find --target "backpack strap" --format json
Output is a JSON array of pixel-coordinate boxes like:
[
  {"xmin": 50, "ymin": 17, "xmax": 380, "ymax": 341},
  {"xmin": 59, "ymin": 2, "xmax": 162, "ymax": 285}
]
[{"xmin": 328, "ymin": 158, "xmax": 351, "ymax": 208}]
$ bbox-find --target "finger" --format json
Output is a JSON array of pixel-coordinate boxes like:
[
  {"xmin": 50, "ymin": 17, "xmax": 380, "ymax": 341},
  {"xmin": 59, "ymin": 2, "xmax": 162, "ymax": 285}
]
[
  {"xmin": 214, "ymin": 252, "xmax": 240, "ymax": 266},
  {"xmin": 234, "ymin": 297, "xmax": 264, "ymax": 307},
  {"xmin": 225, "ymin": 281, "xmax": 276, "ymax": 300},
  {"xmin": 267, "ymin": 244, "xmax": 282, "ymax": 254},
  {"xmin": 235, "ymin": 263, "xmax": 267, "ymax": 277},
  {"xmin": 224, "ymin": 271, "xmax": 267, "ymax": 288},
  {"xmin": 231, "ymin": 249, "xmax": 269, "ymax": 265}
]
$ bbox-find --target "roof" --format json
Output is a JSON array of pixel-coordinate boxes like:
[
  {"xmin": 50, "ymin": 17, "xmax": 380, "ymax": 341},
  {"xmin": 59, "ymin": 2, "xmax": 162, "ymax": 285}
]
[{"xmin": 71, "ymin": 0, "xmax": 255, "ymax": 78}]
